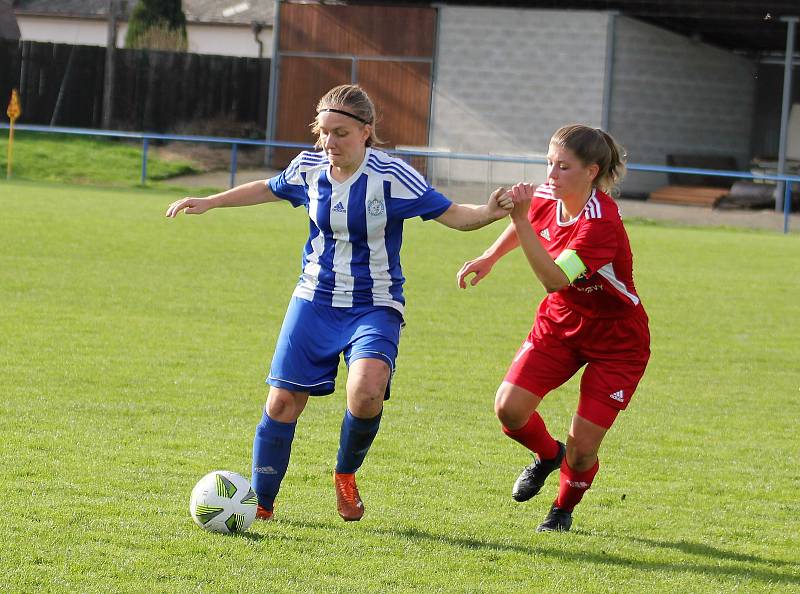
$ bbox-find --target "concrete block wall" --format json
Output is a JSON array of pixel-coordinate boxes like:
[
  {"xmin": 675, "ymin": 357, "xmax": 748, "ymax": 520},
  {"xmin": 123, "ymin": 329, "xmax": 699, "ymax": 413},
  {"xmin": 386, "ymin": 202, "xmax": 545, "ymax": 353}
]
[
  {"xmin": 429, "ymin": 7, "xmax": 757, "ymax": 197},
  {"xmin": 430, "ymin": 6, "xmax": 610, "ymax": 186},
  {"xmin": 609, "ymin": 16, "xmax": 756, "ymax": 194}
]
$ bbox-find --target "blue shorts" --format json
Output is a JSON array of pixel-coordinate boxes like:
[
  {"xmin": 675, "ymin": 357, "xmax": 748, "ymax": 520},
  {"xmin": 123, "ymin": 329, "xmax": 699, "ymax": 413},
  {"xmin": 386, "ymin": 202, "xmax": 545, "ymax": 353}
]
[{"xmin": 267, "ymin": 297, "xmax": 403, "ymax": 397}]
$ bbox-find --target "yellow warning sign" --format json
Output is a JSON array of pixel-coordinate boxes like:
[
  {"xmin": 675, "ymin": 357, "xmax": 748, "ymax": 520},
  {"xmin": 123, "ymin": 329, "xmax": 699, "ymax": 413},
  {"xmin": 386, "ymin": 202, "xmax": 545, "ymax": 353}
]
[
  {"xmin": 7, "ymin": 89, "xmax": 21, "ymax": 179},
  {"xmin": 7, "ymin": 89, "xmax": 21, "ymax": 121}
]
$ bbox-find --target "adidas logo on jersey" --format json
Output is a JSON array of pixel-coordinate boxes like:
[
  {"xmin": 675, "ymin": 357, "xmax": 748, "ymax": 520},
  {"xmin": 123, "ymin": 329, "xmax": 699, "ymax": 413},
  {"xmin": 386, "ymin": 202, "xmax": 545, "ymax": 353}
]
[
  {"xmin": 609, "ymin": 390, "xmax": 624, "ymax": 402},
  {"xmin": 332, "ymin": 201, "xmax": 347, "ymax": 213},
  {"xmin": 539, "ymin": 228, "xmax": 551, "ymax": 241}
]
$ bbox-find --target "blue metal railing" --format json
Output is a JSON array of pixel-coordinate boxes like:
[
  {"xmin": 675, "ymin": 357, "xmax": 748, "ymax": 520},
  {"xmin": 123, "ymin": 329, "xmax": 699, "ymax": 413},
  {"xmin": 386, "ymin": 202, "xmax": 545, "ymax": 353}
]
[
  {"xmin": 3, "ymin": 123, "xmax": 799, "ymax": 233},
  {"xmin": 0, "ymin": 122, "xmax": 312, "ymax": 186},
  {"xmin": 393, "ymin": 148, "xmax": 799, "ymax": 234}
]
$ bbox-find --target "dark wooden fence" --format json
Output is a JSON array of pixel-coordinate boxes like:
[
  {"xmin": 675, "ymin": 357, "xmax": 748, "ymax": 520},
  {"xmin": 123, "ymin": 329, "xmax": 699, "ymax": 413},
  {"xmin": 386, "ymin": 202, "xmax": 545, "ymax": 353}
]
[{"xmin": 0, "ymin": 39, "xmax": 270, "ymax": 136}]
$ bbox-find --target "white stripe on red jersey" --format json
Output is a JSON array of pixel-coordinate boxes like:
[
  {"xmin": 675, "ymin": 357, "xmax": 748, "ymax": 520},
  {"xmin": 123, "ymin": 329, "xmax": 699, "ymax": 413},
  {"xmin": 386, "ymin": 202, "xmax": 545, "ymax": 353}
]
[
  {"xmin": 534, "ymin": 185, "xmax": 557, "ymax": 200},
  {"xmin": 584, "ymin": 194, "xmax": 602, "ymax": 219}
]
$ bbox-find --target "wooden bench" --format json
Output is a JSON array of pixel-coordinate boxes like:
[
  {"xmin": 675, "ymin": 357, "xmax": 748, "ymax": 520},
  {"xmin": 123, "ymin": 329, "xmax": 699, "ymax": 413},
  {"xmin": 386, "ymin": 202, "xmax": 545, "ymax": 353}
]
[{"xmin": 648, "ymin": 185, "xmax": 729, "ymax": 207}]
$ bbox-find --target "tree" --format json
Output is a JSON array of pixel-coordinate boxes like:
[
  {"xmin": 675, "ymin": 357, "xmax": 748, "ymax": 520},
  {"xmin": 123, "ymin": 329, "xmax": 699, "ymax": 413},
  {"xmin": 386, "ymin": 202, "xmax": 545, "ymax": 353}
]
[
  {"xmin": 0, "ymin": 0, "xmax": 21, "ymax": 40},
  {"xmin": 125, "ymin": 0, "xmax": 187, "ymax": 51}
]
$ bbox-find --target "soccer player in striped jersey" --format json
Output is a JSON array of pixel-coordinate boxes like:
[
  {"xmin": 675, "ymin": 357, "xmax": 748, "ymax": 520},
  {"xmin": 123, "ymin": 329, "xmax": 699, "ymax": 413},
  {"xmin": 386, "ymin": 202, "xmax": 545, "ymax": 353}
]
[
  {"xmin": 457, "ymin": 125, "xmax": 650, "ymax": 532},
  {"xmin": 166, "ymin": 84, "xmax": 513, "ymax": 522}
]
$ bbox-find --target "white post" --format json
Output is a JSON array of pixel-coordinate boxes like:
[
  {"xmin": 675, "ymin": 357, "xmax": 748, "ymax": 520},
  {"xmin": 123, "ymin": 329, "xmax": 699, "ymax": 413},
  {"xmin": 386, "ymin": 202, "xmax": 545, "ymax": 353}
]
[
  {"xmin": 776, "ymin": 16, "xmax": 797, "ymax": 212},
  {"xmin": 601, "ymin": 11, "xmax": 618, "ymax": 131}
]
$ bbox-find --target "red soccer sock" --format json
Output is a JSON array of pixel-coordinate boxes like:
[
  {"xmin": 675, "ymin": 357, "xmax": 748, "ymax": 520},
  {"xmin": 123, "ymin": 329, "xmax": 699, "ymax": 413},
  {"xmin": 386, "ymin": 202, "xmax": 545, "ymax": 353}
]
[
  {"xmin": 555, "ymin": 458, "xmax": 600, "ymax": 512},
  {"xmin": 502, "ymin": 412, "xmax": 560, "ymax": 461}
]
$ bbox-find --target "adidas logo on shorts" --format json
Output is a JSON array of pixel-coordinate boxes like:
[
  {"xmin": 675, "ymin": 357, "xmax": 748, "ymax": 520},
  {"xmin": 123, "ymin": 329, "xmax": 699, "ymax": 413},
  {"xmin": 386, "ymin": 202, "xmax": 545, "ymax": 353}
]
[{"xmin": 609, "ymin": 390, "xmax": 624, "ymax": 402}]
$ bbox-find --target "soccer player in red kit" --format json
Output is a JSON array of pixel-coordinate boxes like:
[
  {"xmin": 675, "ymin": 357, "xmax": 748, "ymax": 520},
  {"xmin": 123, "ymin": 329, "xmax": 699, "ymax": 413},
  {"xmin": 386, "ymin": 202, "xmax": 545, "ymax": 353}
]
[{"xmin": 457, "ymin": 125, "xmax": 650, "ymax": 532}]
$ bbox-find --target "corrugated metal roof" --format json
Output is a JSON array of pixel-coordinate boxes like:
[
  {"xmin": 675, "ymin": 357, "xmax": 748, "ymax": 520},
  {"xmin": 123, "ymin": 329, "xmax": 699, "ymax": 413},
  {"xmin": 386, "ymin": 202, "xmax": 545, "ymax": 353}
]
[
  {"xmin": 14, "ymin": 0, "xmax": 110, "ymax": 18},
  {"xmin": 185, "ymin": 0, "xmax": 274, "ymax": 25},
  {"xmin": 352, "ymin": 0, "xmax": 800, "ymax": 55},
  {"xmin": 13, "ymin": 0, "xmax": 274, "ymax": 25},
  {"xmin": 15, "ymin": 0, "xmax": 798, "ymax": 53}
]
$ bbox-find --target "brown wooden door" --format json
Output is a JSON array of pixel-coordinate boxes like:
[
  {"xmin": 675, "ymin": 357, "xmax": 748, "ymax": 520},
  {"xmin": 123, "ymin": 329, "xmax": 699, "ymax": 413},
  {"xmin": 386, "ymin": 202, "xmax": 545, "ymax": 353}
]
[
  {"xmin": 274, "ymin": 56, "xmax": 352, "ymax": 165},
  {"xmin": 272, "ymin": 3, "xmax": 436, "ymax": 168}
]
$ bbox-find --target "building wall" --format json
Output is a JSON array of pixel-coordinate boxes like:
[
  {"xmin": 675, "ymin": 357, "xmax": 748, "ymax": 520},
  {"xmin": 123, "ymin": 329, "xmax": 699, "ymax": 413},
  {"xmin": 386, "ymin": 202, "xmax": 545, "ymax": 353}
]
[
  {"xmin": 430, "ymin": 6, "xmax": 610, "ymax": 185},
  {"xmin": 187, "ymin": 23, "xmax": 271, "ymax": 58},
  {"xmin": 17, "ymin": 15, "xmax": 118, "ymax": 46},
  {"xmin": 16, "ymin": 16, "xmax": 271, "ymax": 57},
  {"xmin": 751, "ymin": 62, "xmax": 800, "ymax": 160},
  {"xmin": 609, "ymin": 16, "xmax": 756, "ymax": 193},
  {"xmin": 430, "ymin": 7, "xmax": 756, "ymax": 194}
]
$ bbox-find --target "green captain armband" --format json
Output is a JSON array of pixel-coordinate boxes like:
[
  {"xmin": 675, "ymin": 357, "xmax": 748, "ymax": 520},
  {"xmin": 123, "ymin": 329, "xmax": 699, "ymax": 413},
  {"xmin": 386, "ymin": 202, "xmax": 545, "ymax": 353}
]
[{"xmin": 554, "ymin": 249, "xmax": 587, "ymax": 282}]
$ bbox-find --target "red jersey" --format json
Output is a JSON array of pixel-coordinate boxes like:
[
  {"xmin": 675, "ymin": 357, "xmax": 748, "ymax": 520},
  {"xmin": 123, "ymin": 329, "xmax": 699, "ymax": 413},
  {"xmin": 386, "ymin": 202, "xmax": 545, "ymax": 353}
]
[{"xmin": 527, "ymin": 185, "xmax": 645, "ymax": 320}]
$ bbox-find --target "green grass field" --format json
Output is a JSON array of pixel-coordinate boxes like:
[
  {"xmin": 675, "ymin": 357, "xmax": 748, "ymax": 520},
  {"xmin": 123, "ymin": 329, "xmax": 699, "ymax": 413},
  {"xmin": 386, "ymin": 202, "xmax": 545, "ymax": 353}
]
[
  {"xmin": 1, "ymin": 180, "xmax": 798, "ymax": 593},
  {"xmin": 1, "ymin": 131, "xmax": 200, "ymax": 187}
]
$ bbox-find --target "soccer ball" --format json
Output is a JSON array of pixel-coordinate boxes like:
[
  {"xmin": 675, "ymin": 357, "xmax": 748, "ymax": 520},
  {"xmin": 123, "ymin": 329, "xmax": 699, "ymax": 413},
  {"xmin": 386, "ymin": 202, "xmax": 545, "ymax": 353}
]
[{"xmin": 189, "ymin": 470, "xmax": 258, "ymax": 534}]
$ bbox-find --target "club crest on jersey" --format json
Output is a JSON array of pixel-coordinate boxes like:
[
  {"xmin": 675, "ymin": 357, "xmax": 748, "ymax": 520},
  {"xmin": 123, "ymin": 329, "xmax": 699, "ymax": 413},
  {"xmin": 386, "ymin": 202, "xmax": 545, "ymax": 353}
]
[
  {"xmin": 367, "ymin": 197, "xmax": 385, "ymax": 217},
  {"xmin": 332, "ymin": 201, "xmax": 347, "ymax": 214},
  {"xmin": 539, "ymin": 228, "xmax": 551, "ymax": 241}
]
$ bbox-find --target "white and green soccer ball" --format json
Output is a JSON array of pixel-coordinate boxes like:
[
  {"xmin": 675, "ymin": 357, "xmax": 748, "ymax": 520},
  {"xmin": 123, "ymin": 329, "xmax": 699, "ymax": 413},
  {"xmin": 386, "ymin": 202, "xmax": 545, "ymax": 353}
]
[{"xmin": 189, "ymin": 470, "xmax": 258, "ymax": 534}]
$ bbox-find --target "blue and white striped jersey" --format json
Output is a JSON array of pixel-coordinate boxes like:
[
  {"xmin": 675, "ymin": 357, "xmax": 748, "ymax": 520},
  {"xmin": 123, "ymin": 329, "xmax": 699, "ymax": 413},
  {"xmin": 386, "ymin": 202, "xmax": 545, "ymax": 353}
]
[{"xmin": 268, "ymin": 147, "xmax": 452, "ymax": 315}]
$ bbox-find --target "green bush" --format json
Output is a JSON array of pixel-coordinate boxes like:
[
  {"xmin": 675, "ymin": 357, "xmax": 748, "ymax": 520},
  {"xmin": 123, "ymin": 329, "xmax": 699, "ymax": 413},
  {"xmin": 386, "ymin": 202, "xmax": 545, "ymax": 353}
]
[{"xmin": 125, "ymin": 0, "xmax": 187, "ymax": 50}]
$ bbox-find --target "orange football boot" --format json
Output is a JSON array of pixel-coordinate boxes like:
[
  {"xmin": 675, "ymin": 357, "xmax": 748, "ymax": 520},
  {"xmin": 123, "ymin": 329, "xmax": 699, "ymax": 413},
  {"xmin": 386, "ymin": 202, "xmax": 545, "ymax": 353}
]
[
  {"xmin": 255, "ymin": 504, "xmax": 273, "ymax": 521},
  {"xmin": 333, "ymin": 471, "xmax": 364, "ymax": 521}
]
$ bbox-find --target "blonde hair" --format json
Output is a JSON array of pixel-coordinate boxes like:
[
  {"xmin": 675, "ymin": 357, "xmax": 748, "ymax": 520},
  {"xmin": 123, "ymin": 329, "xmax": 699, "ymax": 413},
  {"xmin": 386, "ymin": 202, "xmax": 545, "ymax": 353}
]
[
  {"xmin": 550, "ymin": 125, "xmax": 626, "ymax": 195},
  {"xmin": 310, "ymin": 84, "xmax": 384, "ymax": 148}
]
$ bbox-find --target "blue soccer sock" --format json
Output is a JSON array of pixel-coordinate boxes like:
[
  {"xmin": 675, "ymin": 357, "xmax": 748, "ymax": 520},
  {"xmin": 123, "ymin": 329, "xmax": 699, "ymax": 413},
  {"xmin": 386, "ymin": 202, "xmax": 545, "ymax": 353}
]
[
  {"xmin": 336, "ymin": 408, "xmax": 382, "ymax": 474},
  {"xmin": 251, "ymin": 410, "xmax": 296, "ymax": 510}
]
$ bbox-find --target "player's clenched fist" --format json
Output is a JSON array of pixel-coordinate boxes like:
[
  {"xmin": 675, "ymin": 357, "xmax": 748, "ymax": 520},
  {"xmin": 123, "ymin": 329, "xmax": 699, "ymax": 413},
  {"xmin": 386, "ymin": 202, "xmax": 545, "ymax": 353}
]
[
  {"xmin": 490, "ymin": 186, "xmax": 514, "ymax": 211},
  {"xmin": 509, "ymin": 183, "xmax": 535, "ymax": 220}
]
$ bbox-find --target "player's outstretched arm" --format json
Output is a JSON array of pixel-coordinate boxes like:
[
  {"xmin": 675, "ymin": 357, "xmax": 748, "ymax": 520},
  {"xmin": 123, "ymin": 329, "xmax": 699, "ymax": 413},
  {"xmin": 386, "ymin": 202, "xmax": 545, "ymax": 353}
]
[
  {"xmin": 456, "ymin": 220, "xmax": 520, "ymax": 288},
  {"xmin": 508, "ymin": 183, "xmax": 570, "ymax": 293},
  {"xmin": 165, "ymin": 180, "xmax": 279, "ymax": 218},
  {"xmin": 434, "ymin": 186, "xmax": 512, "ymax": 231}
]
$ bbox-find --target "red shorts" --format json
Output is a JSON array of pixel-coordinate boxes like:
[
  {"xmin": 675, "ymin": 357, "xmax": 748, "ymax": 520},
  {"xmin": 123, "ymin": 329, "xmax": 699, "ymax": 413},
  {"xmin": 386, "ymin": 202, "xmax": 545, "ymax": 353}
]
[{"xmin": 504, "ymin": 300, "xmax": 650, "ymax": 428}]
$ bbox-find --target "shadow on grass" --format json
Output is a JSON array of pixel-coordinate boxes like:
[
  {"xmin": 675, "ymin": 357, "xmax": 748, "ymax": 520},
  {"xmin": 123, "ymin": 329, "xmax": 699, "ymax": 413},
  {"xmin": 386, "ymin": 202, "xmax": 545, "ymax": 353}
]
[
  {"xmin": 277, "ymin": 519, "xmax": 799, "ymax": 586},
  {"xmin": 236, "ymin": 530, "xmax": 267, "ymax": 542},
  {"xmin": 619, "ymin": 534, "xmax": 798, "ymax": 568}
]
